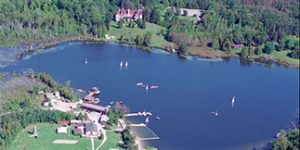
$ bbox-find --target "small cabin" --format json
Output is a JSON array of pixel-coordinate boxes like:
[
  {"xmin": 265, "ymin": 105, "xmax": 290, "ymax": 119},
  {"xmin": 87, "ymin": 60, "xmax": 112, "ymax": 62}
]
[{"xmin": 56, "ymin": 126, "xmax": 68, "ymax": 134}]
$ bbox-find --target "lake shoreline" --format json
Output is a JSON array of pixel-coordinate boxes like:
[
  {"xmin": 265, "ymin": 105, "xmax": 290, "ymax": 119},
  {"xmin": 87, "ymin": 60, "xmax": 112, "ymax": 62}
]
[
  {"xmin": 4, "ymin": 42, "xmax": 295, "ymax": 150},
  {"xmin": 0, "ymin": 37, "xmax": 299, "ymax": 69}
]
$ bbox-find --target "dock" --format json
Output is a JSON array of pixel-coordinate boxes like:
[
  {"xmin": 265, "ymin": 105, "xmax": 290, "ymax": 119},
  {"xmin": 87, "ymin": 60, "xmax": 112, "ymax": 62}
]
[
  {"xmin": 125, "ymin": 111, "xmax": 152, "ymax": 117},
  {"xmin": 129, "ymin": 123, "xmax": 160, "ymax": 141},
  {"xmin": 129, "ymin": 123, "xmax": 146, "ymax": 127}
]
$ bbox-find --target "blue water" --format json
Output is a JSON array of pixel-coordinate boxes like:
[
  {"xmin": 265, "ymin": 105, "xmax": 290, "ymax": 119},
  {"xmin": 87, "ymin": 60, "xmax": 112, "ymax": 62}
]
[{"xmin": 1, "ymin": 42, "xmax": 299, "ymax": 150}]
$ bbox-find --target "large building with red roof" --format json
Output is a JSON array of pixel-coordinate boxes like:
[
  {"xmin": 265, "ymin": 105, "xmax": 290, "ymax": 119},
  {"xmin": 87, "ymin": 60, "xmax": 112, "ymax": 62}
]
[{"xmin": 115, "ymin": 9, "xmax": 143, "ymax": 21}]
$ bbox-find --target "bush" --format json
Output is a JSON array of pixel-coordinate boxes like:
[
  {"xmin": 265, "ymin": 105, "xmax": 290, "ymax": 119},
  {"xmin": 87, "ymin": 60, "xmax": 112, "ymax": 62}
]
[
  {"xmin": 249, "ymin": 46, "xmax": 255, "ymax": 56},
  {"xmin": 240, "ymin": 47, "xmax": 249, "ymax": 59},
  {"xmin": 183, "ymin": 10, "xmax": 188, "ymax": 16},
  {"xmin": 288, "ymin": 49, "xmax": 300, "ymax": 59},
  {"xmin": 255, "ymin": 46, "xmax": 263, "ymax": 55},
  {"xmin": 264, "ymin": 41, "xmax": 276, "ymax": 54}
]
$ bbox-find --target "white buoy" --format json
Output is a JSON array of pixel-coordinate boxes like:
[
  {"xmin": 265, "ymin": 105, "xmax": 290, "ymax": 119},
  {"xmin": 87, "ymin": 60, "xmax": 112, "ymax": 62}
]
[
  {"xmin": 125, "ymin": 61, "xmax": 128, "ymax": 68},
  {"xmin": 120, "ymin": 61, "xmax": 123, "ymax": 68},
  {"xmin": 85, "ymin": 58, "xmax": 88, "ymax": 64},
  {"xmin": 232, "ymin": 96, "xmax": 236, "ymax": 107}
]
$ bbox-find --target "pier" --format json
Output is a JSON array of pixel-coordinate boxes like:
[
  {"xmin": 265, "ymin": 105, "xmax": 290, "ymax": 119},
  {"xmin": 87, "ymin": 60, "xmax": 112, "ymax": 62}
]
[
  {"xmin": 125, "ymin": 111, "xmax": 152, "ymax": 117},
  {"xmin": 129, "ymin": 123, "xmax": 160, "ymax": 141}
]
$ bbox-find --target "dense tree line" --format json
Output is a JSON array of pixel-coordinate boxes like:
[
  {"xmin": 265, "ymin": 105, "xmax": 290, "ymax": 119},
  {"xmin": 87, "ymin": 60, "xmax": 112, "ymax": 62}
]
[
  {"xmin": 0, "ymin": 0, "xmax": 110, "ymax": 44},
  {"xmin": 161, "ymin": 0, "xmax": 299, "ymax": 57},
  {"xmin": 0, "ymin": 0, "xmax": 299, "ymax": 59}
]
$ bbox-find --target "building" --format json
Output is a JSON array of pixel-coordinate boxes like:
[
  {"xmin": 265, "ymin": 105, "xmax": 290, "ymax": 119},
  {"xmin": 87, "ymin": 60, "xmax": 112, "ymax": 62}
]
[
  {"xmin": 83, "ymin": 95, "xmax": 96, "ymax": 103},
  {"xmin": 115, "ymin": 9, "xmax": 143, "ymax": 21},
  {"xmin": 56, "ymin": 126, "xmax": 68, "ymax": 134},
  {"xmin": 70, "ymin": 120, "xmax": 90, "ymax": 126},
  {"xmin": 57, "ymin": 120, "xmax": 70, "ymax": 126},
  {"xmin": 99, "ymin": 115, "xmax": 110, "ymax": 126},
  {"xmin": 81, "ymin": 103, "xmax": 109, "ymax": 113},
  {"xmin": 73, "ymin": 126, "xmax": 84, "ymax": 136},
  {"xmin": 85, "ymin": 122, "xmax": 101, "ymax": 138}
]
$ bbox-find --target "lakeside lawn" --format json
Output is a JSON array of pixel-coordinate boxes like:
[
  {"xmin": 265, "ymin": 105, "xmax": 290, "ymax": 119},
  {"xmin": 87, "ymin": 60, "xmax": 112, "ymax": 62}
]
[
  {"xmin": 108, "ymin": 21, "xmax": 174, "ymax": 48},
  {"xmin": 10, "ymin": 123, "xmax": 122, "ymax": 150},
  {"xmin": 228, "ymin": 48, "xmax": 299, "ymax": 66},
  {"xmin": 264, "ymin": 50, "xmax": 299, "ymax": 66}
]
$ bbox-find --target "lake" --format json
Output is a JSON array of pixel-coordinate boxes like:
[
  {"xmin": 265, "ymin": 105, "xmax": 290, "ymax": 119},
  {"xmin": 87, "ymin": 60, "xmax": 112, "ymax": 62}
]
[{"xmin": 1, "ymin": 42, "xmax": 299, "ymax": 150}]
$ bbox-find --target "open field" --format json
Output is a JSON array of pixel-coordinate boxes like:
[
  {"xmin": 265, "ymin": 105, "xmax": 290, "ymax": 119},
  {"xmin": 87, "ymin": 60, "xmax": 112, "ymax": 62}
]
[
  {"xmin": 108, "ymin": 21, "xmax": 174, "ymax": 48},
  {"xmin": 9, "ymin": 123, "xmax": 122, "ymax": 150}
]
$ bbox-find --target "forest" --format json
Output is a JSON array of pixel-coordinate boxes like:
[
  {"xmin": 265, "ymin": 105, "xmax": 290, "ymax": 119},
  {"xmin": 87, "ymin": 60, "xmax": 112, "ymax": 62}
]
[{"xmin": 0, "ymin": 0, "xmax": 299, "ymax": 59}]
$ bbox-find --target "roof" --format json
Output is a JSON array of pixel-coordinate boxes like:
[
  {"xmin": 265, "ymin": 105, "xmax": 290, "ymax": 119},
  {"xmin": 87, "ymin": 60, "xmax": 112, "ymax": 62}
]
[
  {"xmin": 90, "ymin": 87, "xmax": 99, "ymax": 92},
  {"xmin": 57, "ymin": 126, "xmax": 68, "ymax": 133},
  {"xmin": 73, "ymin": 128, "xmax": 83, "ymax": 135},
  {"xmin": 85, "ymin": 122, "xmax": 100, "ymax": 136},
  {"xmin": 81, "ymin": 103, "xmax": 108, "ymax": 112},
  {"xmin": 116, "ymin": 9, "xmax": 143, "ymax": 18},
  {"xmin": 57, "ymin": 120, "xmax": 70, "ymax": 125},
  {"xmin": 83, "ymin": 95, "xmax": 96, "ymax": 101},
  {"xmin": 100, "ymin": 115, "xmax": 109, "ymax": 122}
]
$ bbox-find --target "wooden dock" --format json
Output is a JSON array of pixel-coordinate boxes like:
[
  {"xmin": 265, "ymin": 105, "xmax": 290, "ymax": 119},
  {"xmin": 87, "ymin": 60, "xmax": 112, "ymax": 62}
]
[
  {"xmin": 129, "ymin": 123, "xmax": 160, "ymax": 141},
  {"xmin": 125, "ymin": 111, "xmax": 152, "ymax": 117}
]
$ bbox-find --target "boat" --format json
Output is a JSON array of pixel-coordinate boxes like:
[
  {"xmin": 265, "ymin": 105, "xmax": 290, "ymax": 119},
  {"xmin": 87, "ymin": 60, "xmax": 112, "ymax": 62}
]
[
  {"xmin": 88, "ymin": 87, "xmax": 101, "ymax": 95},
  {"xmin": 145, "ymin": 117, "xmax": 149, "ymax": 124},
  {"xmin": 232, "ymin": 96, "xmax": 236, "ymax": 107},
  {"xmin": 155, "ymin": 116, "xmax": 161, "ymax": 120},
  {"xmin": 211, "ymin": 111, "xmax": 219, "ymax": 117},
  {"xmin": 120, "ymin": 61, "xmax": 123, "ymax": 67},
  {"xmin": 77, "ymin": 89, "xmax": 85, "ymax": 93},
  {"xmin": 136, "ymin": 82, "xmax": 144, "ymax": 86},
  {"xmin": 84, "ymin": 58, "xmax": 88, "ymax": 64},
  {"xmin": 150, "ymin": 85, "xmax": 159, "ymax": 89}
]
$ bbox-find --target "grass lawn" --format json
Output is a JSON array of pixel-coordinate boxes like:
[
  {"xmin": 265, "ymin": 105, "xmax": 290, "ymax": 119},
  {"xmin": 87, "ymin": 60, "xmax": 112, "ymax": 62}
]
[
  {"xmin": 10, "ymin": 123, "xmax": 122, "ymax": 150},
  {"xmin": 227, "ymin": 48, "xmax": 299, "ymax": 67},
  {"xmin": 264, "ymin": 50, "xmax": 299, "ymax": 66},
  {"xmin": 108, "ymin": 21, "xmax": 174, "ymax": 48}
]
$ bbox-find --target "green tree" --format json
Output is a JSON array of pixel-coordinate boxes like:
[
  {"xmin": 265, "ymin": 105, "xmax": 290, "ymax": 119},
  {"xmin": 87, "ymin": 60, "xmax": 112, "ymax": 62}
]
[
  {"xmin": 256, "ymin": 46, "xmax": 263, "ymax": 55},
  {"xmin": 264, "ymin": 41, "xmax": 276, "ymax": 54},
  {"xmin": 150, "ymin": 9, "xmax": 161, "ymax": 24},
  {"xmin": 143, "ymin": 32, "xmax": 152, "ymax": 46},
  {"xmin": 248, "ymin": 46, "xmax": 255, "ymax": 56},
  {"xmin": 241, "ymin": 47, "xmax": 249, "ymax": 59},
  {"xmin": 105, "ymin": 17, "xmax": 110, "ymax": 31},
  {"xmin": 118, "ymin": 19, "xmax": 125, "ymax": 28},
  {"xmin": 135, "ymin": 34, "xmax": 143, "ymax": 46}
]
